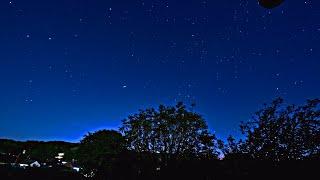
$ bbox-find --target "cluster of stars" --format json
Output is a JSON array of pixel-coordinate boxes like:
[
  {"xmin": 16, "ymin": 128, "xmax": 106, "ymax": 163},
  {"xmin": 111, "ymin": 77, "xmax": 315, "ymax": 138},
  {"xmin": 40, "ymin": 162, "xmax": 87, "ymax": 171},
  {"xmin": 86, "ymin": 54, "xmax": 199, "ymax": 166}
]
[{"xmin": 4, "ymin": 0, "xmax": 316, "ymax": 106}]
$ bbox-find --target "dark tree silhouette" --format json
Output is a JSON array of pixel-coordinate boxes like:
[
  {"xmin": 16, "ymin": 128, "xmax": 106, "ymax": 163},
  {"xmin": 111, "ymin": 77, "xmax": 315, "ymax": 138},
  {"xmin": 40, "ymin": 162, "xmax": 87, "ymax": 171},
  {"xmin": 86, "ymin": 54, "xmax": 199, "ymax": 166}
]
[
  {"xmin": 239, "ymin": 98, "xmax": 320, "ymax": 160},
  {"xmin": 77, "ymin": 130, "xmax": 125, "ymax": 177},
  {"xmin": 218, "ymin": 136, "xmax": 248, "ymax": 160},
  {"xmin": 120, "ymin": 102, "xmax": 219, "ymax": 162},
  {"xmin": 258, "ymin": 0, "xmax": 284, "ymax": 9}
]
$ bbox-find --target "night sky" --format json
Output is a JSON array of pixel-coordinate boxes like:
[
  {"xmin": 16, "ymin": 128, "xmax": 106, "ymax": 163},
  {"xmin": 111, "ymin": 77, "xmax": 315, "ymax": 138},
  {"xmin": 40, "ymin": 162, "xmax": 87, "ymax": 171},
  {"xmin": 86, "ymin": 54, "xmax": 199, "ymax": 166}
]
[{"xmin": 0, "ymin": 0, "xmax": 319, "ymax": 142}]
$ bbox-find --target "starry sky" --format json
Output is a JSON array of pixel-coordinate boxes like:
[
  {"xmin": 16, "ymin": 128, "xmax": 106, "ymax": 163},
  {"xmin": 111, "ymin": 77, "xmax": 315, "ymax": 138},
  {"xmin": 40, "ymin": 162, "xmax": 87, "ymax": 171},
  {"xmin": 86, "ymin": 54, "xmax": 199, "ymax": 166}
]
[{"xmin": 0, "ymin": 0, "xmax": 319, "ymax": 142}]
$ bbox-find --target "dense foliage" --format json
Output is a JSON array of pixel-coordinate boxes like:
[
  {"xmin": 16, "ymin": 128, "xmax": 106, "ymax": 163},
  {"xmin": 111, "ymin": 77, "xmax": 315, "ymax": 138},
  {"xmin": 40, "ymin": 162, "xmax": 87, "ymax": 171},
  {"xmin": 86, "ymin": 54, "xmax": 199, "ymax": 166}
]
[
  {"xmin": 120, "ymin": 102, "xmax": 218, "ymax": 161},
  {"xmin": 219, "ymin": 98, "xmax": 320, "ymax": 160},
  {"xmin": 77, "ymin": 130, "xmax": 125, "ymax": 177}
]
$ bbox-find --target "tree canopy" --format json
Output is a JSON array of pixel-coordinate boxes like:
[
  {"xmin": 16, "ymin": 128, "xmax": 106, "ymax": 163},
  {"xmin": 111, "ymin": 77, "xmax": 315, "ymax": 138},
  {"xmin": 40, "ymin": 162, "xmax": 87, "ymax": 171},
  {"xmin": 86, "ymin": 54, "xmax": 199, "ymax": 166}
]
[
  {"xmin": 258, "ymin": 0, "xmax": 284, "ymax": 9},
  {"xmin": 120, "ymin": 102, "xmax": 218, "ymax": 160},
  {"xmin": 77, "ymin": 130, "xmax": 125, "ymax": 172},
  {"xmin": 239, "ymin": 98, "xmax": 320, "ymax": 160}
]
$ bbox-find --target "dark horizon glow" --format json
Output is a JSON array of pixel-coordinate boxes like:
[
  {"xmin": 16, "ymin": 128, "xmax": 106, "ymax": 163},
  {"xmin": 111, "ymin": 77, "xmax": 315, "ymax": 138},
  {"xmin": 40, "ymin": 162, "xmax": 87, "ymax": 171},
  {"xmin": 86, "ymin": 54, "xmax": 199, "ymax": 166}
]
[{"xmin": 0, "ymin": 0, "xmax": 319, "ymax": 142}]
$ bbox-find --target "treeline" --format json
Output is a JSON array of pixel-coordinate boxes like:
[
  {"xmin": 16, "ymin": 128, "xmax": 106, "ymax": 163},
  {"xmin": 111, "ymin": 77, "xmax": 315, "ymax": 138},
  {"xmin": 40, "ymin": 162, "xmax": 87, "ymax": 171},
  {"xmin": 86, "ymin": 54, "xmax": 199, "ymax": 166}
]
[
  {"xmin": 1, "ymin": 98, "xmax": 319, "ymax": 179},
  {"xmin": 0, "ymin": 139, "xmax": 78, "ymax": 162}
]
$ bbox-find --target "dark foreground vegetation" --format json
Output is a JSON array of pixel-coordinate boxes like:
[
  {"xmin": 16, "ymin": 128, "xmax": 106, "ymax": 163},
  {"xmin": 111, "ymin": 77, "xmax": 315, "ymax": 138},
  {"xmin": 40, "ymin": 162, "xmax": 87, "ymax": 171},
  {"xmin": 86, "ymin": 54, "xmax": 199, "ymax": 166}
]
[
  {"xmin": 0, "ymin": 165, "xmax": 83, "ymax": 180},
  {"xmin": 0, "ymin": 160, "xmax": 318, "ymax": 180},
  {"xmin": 1, "ymin": 98, "xmax": 319, "ymax": 179}
]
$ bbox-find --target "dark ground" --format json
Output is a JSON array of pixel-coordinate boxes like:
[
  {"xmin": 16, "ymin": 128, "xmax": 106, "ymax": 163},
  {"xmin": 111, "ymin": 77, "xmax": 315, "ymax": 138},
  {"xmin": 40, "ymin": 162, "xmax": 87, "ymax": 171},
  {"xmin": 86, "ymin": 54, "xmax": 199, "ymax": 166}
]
[{"xmin": 1, "ymin": 160, "xmax": 318, "ymax": 180}]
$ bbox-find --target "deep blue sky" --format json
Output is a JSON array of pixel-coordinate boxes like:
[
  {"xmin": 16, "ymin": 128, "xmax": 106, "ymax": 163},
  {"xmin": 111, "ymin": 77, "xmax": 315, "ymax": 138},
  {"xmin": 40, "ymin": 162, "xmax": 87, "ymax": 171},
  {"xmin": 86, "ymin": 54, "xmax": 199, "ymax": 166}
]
[{"xmin": 0, "ymin": 0, "xmax": 319, "ymax": 142}]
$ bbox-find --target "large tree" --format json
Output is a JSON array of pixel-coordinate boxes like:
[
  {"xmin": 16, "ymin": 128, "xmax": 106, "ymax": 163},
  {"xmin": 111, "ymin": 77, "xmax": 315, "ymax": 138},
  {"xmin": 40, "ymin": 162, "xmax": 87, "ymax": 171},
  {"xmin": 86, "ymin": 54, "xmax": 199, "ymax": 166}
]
[
  {"xmin": 240, "ymin": 98, "xmax": 320, "ymax": 160},
  {"xmin": 120, "ymin": 102, "xmax": 218, "ymax": 161},
  {"xmin": 77, "ymin": 130, "xmax": 125, "ymax": 177}
]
